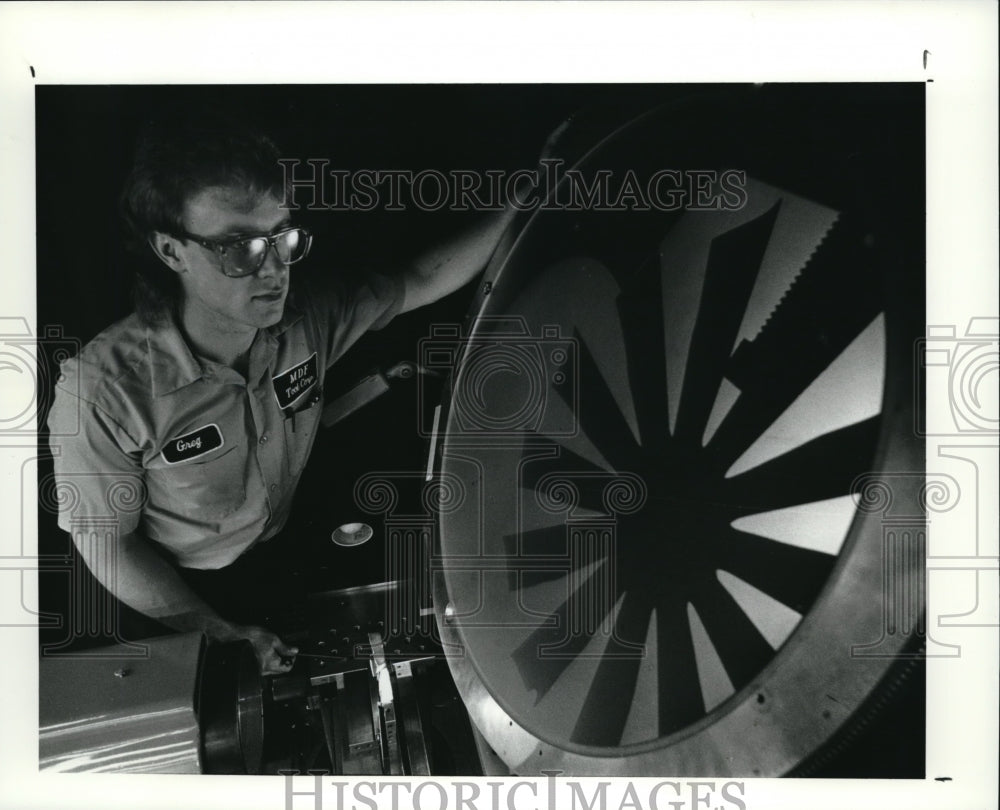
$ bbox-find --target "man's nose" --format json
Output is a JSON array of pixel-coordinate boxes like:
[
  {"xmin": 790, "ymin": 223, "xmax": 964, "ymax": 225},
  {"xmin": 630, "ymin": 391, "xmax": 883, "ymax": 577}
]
[{"xmin": 256, "ymin": 246, "xmax": 288, "ymax": 280}]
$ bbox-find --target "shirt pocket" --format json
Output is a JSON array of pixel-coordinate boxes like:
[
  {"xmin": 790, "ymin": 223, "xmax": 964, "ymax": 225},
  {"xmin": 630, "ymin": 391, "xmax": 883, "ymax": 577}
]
[
  {"xmin": 282, "ymin": 394, "xmax": 323, "ymax": 476},
  {"xmin": 156, "ymin": 443, "xmax": 247, "ymax": 521}
]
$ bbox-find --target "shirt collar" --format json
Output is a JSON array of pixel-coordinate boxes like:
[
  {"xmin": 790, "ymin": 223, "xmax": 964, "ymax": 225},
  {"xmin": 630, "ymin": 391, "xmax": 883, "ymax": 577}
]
[
  {"xmin": 147, "ymin": 300, "xmax": 305, "ymax": 397},
  {"xmin": 147, "ymin": 313, "xmax": 204, "ymax": 397},
  {"xmin": 268, "ymin": 293, "xmax": 304, "ymax": 337}
]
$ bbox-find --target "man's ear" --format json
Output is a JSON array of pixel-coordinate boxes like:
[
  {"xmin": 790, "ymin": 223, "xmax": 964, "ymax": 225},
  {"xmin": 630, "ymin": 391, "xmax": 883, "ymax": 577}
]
[{"xmin": 148, "ymin": 232, "xmax": 186, "ymax": 273}]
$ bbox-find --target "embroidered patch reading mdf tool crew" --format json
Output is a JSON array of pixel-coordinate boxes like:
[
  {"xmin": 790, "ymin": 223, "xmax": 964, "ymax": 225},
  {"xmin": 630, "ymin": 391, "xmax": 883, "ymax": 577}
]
[
  {"xmin": 160, "ymin": 423, "xmax": 225, "ymax": 465},
  {"xmin": 272, "ymin": 352, "xmax": 318, "ymax": 411}
]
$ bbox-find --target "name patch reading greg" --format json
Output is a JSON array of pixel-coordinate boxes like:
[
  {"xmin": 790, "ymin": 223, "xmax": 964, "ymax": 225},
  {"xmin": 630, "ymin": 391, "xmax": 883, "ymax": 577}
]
[
  {"xmin": 160, "ymin": 423, "xmax": 224, "ymax": 465},
  {"xmin": 272, "ymin": 352, "xmax": 318, "ymax": 410}
]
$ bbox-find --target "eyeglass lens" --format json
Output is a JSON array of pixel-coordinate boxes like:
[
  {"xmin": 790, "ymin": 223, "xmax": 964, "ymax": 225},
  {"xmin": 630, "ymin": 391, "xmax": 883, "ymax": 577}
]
[{"xmin": 227, "ymin": 230, "xmax": 310, "ymax": 275}]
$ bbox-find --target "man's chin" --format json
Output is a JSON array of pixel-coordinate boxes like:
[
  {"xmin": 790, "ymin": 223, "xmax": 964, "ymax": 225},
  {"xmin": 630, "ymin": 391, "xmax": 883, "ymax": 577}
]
[{"xmin": 250, "ymin": 294, "xmax": 287, "ymax": 327}]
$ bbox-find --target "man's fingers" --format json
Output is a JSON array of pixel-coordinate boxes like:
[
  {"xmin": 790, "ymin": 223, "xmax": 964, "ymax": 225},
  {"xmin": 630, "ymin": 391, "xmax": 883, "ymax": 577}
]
[
  {"xmin": 262, "ymin": 648, "xmax": 294, "ymax": 675},
  {"xmin": 263, "ymin": 661, "xmax": 289, "ymax": 676},
  {"xmin": 268, "ymin": 635, "xmax": 297, "ymax": 673},
  {"xmin": 273, "ymin": 638, "xmax": 299, "ymax": 657},
  {"xmin": 240, "ymin": 626, "xmax": 298, "ymax": 674}
]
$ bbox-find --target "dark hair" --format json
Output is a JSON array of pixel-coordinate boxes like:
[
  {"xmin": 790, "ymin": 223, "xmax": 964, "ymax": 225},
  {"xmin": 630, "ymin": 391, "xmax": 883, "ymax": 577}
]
[{"xmin": 120, "ymin": 111, "xmax": 286, "ymax": 324}]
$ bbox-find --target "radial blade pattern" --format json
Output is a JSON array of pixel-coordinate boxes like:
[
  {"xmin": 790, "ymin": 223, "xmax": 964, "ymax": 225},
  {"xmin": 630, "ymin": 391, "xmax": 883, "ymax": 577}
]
[
  {"xmin": 711, "ymin": 218, "xmax": 884, "ymax": 467},
  {"xmin": 690, "ymin": 579, "xmax": 776, "ymax": 689},
  {"xmin": 556, "ymin": 333, "xmax": 641, "ymax": 472},
  {"xmin": 519, "ymin": 439, "xmax": 620, "ymax": 517},
  {"xmin": 506, "ymin": 524, "xmax": 610, "ymax": 590},
  {"xmin": 673, "ymin": 203, "xmax": 781, "ymax": 445},
  {"xmin": 617, "ymin": 257, "xmax": 671, "ymax": 453},
  {"xmin": 655, "ymin": 598, "xmax": 705, "ymax": 735},
  {"xmin": 717, "ymin": 529, "xmax": 836, "ymax": 614},
  {"xmin": 512, "ymin": 566, "xmax": 617, "ymax": 702},
  {"xmin": 571, "ymin": 593, "xmax": 653, "ymax": 746},
  {"xmin": 721, "ymin": 417, "xmax": 881, "ymax": 512}
]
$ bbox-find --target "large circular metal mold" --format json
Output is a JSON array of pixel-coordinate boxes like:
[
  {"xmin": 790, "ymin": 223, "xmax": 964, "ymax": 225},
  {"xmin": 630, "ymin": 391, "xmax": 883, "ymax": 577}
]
[{"xmin": 433, "ymin": 86, "xmax": 924, "ymax": 776}]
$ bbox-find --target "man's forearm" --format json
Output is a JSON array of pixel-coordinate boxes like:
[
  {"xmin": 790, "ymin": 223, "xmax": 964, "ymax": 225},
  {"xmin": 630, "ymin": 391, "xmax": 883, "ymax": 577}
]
[
  {"xmin": 401, "ymin": 204, "xmax": 518, "ymax": 313},
  {"xmin": 78, "ymin": 529, "xmax": 244, "ymax": 642}
]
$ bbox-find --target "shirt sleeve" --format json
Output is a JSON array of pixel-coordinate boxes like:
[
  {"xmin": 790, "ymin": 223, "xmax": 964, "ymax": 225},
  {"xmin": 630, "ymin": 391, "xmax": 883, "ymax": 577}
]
[
  {"xmin": 306, "ymin": 271, "xmax": 407, "ymax": 369},
  {"xmin": 46, "ymin": 360, "xmax": 146, "ymax": 538}
]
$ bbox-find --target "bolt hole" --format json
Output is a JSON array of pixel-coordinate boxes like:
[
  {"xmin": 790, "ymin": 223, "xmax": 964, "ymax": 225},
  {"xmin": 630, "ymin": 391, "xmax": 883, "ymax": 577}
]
[
  {"xmin": 822, "ymin": 709, "xmax": 832, "ymax": 719},
  {"xmin": 756, "ymin": 693, "xmax": 765, "ymax": 704}
]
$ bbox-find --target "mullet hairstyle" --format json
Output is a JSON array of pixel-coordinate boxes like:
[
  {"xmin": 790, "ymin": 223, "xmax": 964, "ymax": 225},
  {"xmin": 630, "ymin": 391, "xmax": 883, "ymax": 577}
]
[{"xmin": 120, "ymin": 113, "xmax": 288, "ymax": 324}]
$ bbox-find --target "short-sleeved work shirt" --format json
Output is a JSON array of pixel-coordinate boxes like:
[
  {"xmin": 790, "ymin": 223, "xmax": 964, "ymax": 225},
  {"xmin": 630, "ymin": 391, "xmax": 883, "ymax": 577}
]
[{"xmin": 47, "ymin": 273, "xmax": 405, "ymax": 570}]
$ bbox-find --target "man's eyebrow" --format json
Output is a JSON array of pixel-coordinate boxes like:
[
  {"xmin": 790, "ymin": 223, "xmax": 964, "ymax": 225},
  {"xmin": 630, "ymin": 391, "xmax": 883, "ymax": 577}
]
[{"xmin": 215, "ymin": 218, "xmax": 294, "ymax": 240}]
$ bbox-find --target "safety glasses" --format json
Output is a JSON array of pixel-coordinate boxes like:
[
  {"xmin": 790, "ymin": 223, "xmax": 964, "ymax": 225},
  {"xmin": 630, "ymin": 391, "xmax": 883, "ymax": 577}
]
[{"xmin": 177, "ymin": 226, "xmax": 313, "ymax": 278}]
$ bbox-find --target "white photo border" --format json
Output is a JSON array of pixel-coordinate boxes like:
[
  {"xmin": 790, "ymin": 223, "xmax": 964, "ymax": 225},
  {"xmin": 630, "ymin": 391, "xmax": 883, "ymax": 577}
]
[{"xmin": 2, "ymin": 2, "xmax": 997, "ymax": 809}]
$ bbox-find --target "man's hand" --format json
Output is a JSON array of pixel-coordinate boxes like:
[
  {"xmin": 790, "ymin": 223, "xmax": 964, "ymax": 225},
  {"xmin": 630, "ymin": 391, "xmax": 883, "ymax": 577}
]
[{"xmin": 240, "ymin": 625, "xmax": 299, "ymax": 675}]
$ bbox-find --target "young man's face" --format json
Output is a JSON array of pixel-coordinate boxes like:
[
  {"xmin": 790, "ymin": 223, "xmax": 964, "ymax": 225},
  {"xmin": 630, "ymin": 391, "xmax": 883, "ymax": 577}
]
[{"xmin": 174, "ymin": 185, "xmax": 291, "ymax": 332}]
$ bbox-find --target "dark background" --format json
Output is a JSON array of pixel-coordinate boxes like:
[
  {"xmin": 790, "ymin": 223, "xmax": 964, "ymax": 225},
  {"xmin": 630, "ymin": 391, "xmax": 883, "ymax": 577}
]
[
  {"xmin": 34, "ymin": 82, "xmax": 679, "ymax": 642},
  {"xmin": 35, "ymin": 83, "xmax": 925, "ymax": 777}
]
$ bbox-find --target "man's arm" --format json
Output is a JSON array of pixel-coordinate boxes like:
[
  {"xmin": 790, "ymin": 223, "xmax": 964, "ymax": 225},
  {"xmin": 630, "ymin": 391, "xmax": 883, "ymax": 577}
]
[
  {"xmin": 48, "ymin": 379, "xmax": 297, "ymax": 676},
  {"xmin": 77, "ymin": 527, "xmax": 297, "ymax": 675},
  {"xmin": 400, "ymin": 120, "xmax": 571, "ymax": 313},
  {"xmin": 400, "ymin": 204, "xmax": 518, "ymax": 314}
]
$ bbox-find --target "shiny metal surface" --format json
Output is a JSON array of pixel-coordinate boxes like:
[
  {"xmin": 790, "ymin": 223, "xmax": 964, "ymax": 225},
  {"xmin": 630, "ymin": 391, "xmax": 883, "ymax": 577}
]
[
  {"xmin": 301, "ymin": 582, "xmax": 443, "ymax": 774},
  {"xmin": 39, "ymin": 632, "xmax": 204, "ymax": 773},
  {"xmin": 304, "ymin": 582, "xmax": 438, "ymax": 687}
]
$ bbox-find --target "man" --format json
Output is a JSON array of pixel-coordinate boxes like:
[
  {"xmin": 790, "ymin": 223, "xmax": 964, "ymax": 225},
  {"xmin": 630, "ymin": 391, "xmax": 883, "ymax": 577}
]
[{"xmin": 47, "ymin": 115, "xmax": 525, "ymax": 674}]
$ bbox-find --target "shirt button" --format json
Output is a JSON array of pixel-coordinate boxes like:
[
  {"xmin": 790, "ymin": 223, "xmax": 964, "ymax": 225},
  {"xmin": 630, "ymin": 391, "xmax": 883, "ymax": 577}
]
[
  {"xmin": 259, "ymin": 434, "xmax": 269, "ymax": 445},
  {"xmin": 270, "ymin": 484, "xmax": 277, "ymax": 492}
]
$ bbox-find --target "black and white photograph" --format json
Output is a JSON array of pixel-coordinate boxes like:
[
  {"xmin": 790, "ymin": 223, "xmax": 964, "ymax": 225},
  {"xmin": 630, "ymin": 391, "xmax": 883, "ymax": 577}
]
[{"xmin": 1, "ymin": 3, "xmax": 997, "ymax": 810}]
